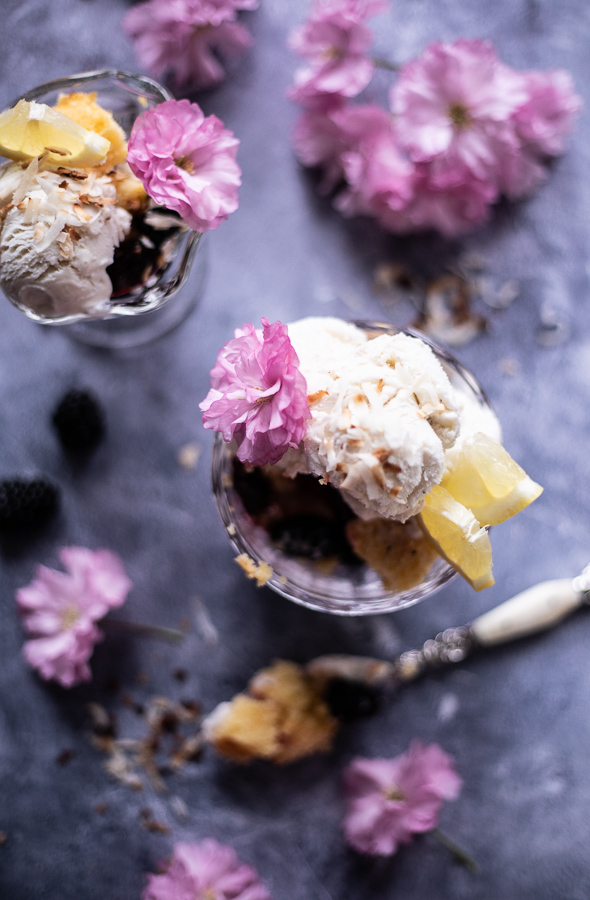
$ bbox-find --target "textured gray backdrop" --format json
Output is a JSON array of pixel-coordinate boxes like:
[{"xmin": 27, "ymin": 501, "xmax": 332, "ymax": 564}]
[{"xmin": 1, "ymin": 0, "xmax": 590, "ymax": 898}]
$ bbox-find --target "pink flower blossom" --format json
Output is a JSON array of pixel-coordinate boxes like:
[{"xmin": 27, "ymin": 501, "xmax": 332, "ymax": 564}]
[
  {"xmin": 143, "ymin": 839, "xmax": 271, "ymax": 900},
  {"xmin": 513, "ymin": 69, "xmax": 581, "ymax": 157},
  {"xmin": 17, "ymin": 548, "xmax": 132, "ymax": 688},
  {"xmin": 124, "ymin": 0, "xmax": 258, "ymax": 90},
  {"xmin": 343, "ymin": 741, "xmax": 462, "ymax": 856},
  {"xmin": 200, "ymin": 318, "xmax": 311, "ymax": 467},
  {"xmin": 391, "ymin": 39, "xmax": 528, "ymax": 185},
  {"xmin": 293, "ymin": 101, "xmax": 394, "ymax": 191},
  {"xmin": 289, "ymin": 0, "xmax": 386, "ymax": 107},
  {"xmin": 333, "ymin": 114, "xmax": 415, "ymax": 219},
  {"xmin": 385, "ymin": 162, "xmax": 497, "ymax": 236},
  {"xmin": 127, "ymin": 99, "xmax": 241, "ymax": 233}
]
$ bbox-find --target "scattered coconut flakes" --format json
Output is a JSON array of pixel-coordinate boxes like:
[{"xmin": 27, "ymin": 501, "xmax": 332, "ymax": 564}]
[
  {"xmin": 479, "ymin": 278, "xmax": 520, "ymax": 310},
  {"xmin": 140, "ymin": 807, "xmax": 170, "ymax": 834},
  {"xmin": 454, "ymin": 250, "xmax": 487, "ymax": 274},
  {"xmin": 170, "ymin": 795, "xmax": 190, "ymax": 820},
  {"xmin": 498, "ymin": 357, "xmax": 520, "ymax": 376},
  {"xmin": 178, "ymin": 442, "xmax": 201, "ymax": 470},
  {"xmin": 537, "ymin": 303, "xmax": 571, "ymax": 347},
  {"xmin": 374, "ymin": 261, "xmax": 421, "ymax": 310},
  {"xmin": 416, "ymin": 273, "xmax": 486, "ymax": 347},
  {"xmin": 226, "ymin": 523, "xmax": 236, "ymax": 536},
  {"xmin": 103, "ymin": 745, "xmax": 144, "ymax": 791},
  {"xmin": 89, "ymin": 694, "xmax": 203, "ymax": 792},
  {"xmin": 437, "ymin": 692, "xmax": 460, "ymax": 723},
  {"xmin": 235, "ymin": 553, "xmax": 273, "ymax": 587},
  {"xmin": 193, "ymin": 595, "xmax": 219, "ymax": 647}
]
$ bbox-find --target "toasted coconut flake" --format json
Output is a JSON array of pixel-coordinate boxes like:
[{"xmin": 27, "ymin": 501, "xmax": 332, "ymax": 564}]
[
  {"xmin": 193, "ymin": 595, "xmax": 219, "ymax": 647},
  {"xmin": 307, "ymin": 390, "xmax": 328, "ymax": 405}
]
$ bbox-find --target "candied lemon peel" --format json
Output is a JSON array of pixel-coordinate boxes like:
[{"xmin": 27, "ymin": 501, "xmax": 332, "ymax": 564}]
[
  {"xmin": 419, "ymin": 485, "xmax": 494, "ymax": 591},
  {"xmin": 419, "ymin": 434, "xmax": 542, "ymax": 591},
  {"xmin": 0, "ymin": 99, "xmax": 110, "ymax": 169},
  {"xmin": 442, "ymin": 432, "xmax": 543, "ymax": 527}
]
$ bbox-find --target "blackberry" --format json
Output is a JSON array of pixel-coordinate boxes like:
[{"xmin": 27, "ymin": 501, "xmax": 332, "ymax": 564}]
[
  {"xmin": 52, "ymin": 389, "xmax": 105, "ymax": 451},
  {"xmin": 0, "ymin": 478, "xmax": 59, "ymax": 529},
  {"xmin": 323, "ymin": 677, "xmax": 382, "ymax": 720}
]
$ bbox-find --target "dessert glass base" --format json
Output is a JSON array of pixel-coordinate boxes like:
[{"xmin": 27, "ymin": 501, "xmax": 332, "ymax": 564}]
[
  {"xmin": 5, "ymin": 70, "xmax": 207, "ymax": 348},
  {"xmin": 211, "ymin": 323, "xmax": 495, "ymax": 616}
]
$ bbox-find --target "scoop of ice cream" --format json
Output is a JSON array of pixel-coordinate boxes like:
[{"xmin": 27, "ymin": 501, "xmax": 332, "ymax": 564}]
[
  {"xmin": 0, "ymin": 158, "xmax": 131, "ymax": 318},
  {"xmin": 277, "ymin": 317, "xmax": 461, "ymax": 522}
]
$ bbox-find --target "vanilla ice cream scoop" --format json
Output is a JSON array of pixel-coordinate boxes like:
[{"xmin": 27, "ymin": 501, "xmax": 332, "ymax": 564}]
[
  {"xmin": 277, "ymin": 317, "xmax": 462, "ymax": 522},
  {"xmin": 0, "ymin": 157, "xmax": 131, "ymax": 319}
]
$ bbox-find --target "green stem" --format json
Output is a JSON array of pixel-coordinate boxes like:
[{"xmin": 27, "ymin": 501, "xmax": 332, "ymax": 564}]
[
  {"xmin": 103, "ymin": 618, "xmax": 185, "ymax": 644},
  {"xmin": 372, "ymin": 56, "xmax": 400, "ymax": 72},
  {"xmin": 430, "ymin": 828, "xmax": 479, "ymax": 874}
]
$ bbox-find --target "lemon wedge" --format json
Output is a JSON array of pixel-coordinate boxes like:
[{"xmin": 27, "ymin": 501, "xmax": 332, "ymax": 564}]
[
  {"xmin": 419, "ymin": 485, "xmax": 494, "ymax": 591},
  {"xmin": 0, "ymin": 99, "xmax": 110, "ymax": 169},
  {"xmin": 442, "ymin": 432, "xmax": 543, "ymax": 527}
]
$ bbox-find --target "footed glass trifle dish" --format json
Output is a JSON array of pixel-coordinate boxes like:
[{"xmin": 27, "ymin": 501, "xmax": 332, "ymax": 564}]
[
  {"xmin": 0, "ymin": 69, "xmax": 240, "ymax": 348},
  {"xmin": 205, "ymin": 318, "xmax": 543, "ymax": 616}
]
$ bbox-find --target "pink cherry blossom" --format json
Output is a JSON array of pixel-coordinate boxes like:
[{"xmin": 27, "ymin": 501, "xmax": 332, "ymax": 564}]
[
  {"xmin": 385, "ymin": 162, "xmax": 497, "ymax": 236},
  {"xmin": 293, "ymin": 101, "xmax": 394, "ymax": 191},
  {"xmin": 343, "ymin": 741, "xmax": 462, "ymax": 856},
  {"xmin": 124, "ymin": 0, "xmax": 258, "ymax": 90},
  {"xmin": 17, "ymin": 547, "xmax": 132, "ymax": 688},
  {"xmin": 201, "ymin": 319, "xmax": 311, "ymax": 466},
  {"xmin": 391, "ymin": 39, "xmax": 528, "ymax": 185},
  {"xmin": 333, "ymin": 114, "xmax": 415, "ymax": 220},
  {"xmin": 289, "ymin": 0, "xmax": 386, "ymax": 107},
  {"xmin": 513, "ymin": 69, "xmax": 581, "ymax": 157},
  {"xmin": 127, "ymin": 99, "xmax": 241, "ymax": 233},
  {"xmin": 143, "ymin": 839, "xmax": 271, "ymax": 900}
]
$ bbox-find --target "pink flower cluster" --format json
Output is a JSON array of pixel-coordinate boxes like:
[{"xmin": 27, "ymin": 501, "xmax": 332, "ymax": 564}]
[
  {"xmin": 200, "ymin": 319, "xmax": 310, "ymax": 466},
  {"xmin": 127, "ymin": 98, "xmax": 241, "ymax": 233},
  {"xmin": 143, "ymin": 839, "xmax": 271, "ymax": 900},
  {"xmin": 290, "ymin": 3, "xmax": 581, "ymax": 237},
  {"xmin": 124, "ymin": 0, "xmax": 258, "ymax": 91},
  {"xmin": 16, "ymin": 547, "xmax": 132, "ymax": 688},
  {"xmin": 343, "ymin": 741, "xmax": 462, "ymax": 856}
]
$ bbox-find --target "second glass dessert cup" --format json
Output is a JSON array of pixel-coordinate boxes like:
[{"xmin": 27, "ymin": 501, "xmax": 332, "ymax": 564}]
[
  {"xmin": 212, "ymin": 323, "xmax": 495, "ymax": 616},
  {"xmin": 2, "ymin": 70, "xmax": 206, "ymax": 349}
]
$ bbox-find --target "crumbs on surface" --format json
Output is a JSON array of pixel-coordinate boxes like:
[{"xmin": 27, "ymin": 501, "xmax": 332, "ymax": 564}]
[
  {"xmin": 177, "ymin": 442, "xmax": 201, "ymax": 470},
  {"xmin": 89, "ymin": 695, "xmax": 202, "ymax": 793},
  {"xmin": 202, "ymin": 660, "xmax": 339, "ymax": 765},
  {"xmin": 235, "ymin": 553, "xmax": 273, "ymax": 586}
]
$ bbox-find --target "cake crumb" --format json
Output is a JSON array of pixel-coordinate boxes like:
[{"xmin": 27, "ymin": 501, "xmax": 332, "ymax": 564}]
[
  {"xmin": 202, "ymin": 660, "xmax": 338, "ymax": 764},
  {"xmin": 226, "ymin": 523, "xmax": 236, "ymax": 536},
  {"xmin": 178, "ymin": 442, "xmax": 201, "ymax": 470},
  {"xmin": 235, "ymin": 553, "xmax": 273, "ymax": 587}
]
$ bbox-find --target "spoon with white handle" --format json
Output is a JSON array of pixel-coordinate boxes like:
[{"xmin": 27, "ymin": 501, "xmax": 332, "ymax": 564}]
[{"xmin": 307, "ymin": 564, "xmax": 590, "ymax": 689}]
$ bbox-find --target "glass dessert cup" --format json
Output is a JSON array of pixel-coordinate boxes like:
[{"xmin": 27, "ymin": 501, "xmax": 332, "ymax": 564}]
[
  {"xmin": 2, "ymin": 70, "xmax": 206, "ymax": 349},
  {"xmin": 212, "ymin": 322, "xmax": 495, "ymax": 616}
]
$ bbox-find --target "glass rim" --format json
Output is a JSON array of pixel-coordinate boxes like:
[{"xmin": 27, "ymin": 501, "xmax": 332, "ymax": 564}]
[
  {"xmin": 12, "ymin": 69, "xmax": 174, "ymax": 108},
  {"xmin": 2, "ymin": 70, "xmax": 202, "ymax": 325},
  {"xmin": 210, "ymin": 321, "xmax": 493, "ymax": 616}
]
